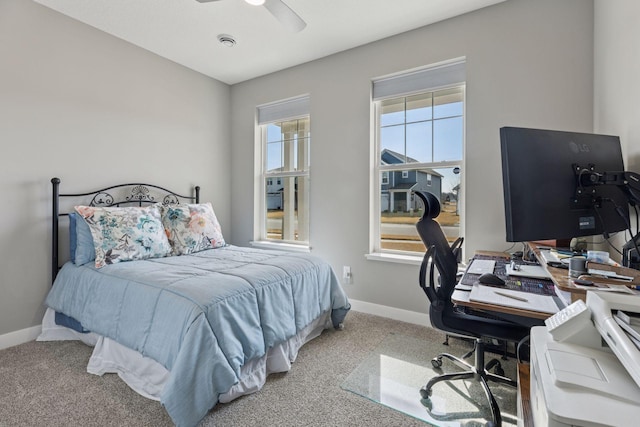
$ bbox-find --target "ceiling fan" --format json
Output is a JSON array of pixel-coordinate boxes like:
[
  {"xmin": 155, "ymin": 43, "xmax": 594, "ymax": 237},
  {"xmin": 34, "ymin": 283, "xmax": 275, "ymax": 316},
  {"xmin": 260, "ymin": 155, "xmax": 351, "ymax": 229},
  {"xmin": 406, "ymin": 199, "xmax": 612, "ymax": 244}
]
[{"xmin": 196, "ymin": 0, "xmax": 307, "ymax": 33}]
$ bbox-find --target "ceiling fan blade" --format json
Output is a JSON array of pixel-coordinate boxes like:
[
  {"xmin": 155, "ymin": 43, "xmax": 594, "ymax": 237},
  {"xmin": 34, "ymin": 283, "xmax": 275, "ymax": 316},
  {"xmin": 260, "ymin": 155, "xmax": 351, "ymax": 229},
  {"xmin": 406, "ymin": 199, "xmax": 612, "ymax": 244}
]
[
  {"xmin": 264, "ymin": 0, "xmax": 307, "ymax": 33},
  {"xmin": 195, "ymin": 0, "xmax": 222, "ymax": 3}
]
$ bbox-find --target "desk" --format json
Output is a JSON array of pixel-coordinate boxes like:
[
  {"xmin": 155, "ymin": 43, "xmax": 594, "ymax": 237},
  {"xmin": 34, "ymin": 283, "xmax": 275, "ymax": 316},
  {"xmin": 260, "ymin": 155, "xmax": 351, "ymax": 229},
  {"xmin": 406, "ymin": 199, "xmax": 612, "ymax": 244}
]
[{"xmin": 452, "ymin": 251, "xmax": 558, "ymax": 324}]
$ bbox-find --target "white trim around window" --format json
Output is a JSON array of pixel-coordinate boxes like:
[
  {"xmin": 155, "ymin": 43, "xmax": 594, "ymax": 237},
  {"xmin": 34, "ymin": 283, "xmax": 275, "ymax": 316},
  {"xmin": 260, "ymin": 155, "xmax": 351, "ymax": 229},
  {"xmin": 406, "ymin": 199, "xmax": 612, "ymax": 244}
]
[
  {"xmin": 254, "ymin": 95, "xmax": 311, "ymax": 249},
  {"xmin": 369, "ymin": 60, "xmax": 466, "ymax": 262}
]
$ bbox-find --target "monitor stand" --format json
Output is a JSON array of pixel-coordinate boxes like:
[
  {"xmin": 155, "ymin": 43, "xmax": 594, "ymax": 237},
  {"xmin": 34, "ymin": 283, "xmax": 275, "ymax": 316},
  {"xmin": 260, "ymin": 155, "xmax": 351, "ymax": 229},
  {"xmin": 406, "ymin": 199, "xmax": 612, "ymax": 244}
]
[{"xmin": 623, "ymin": 234, "xmax": 640, "ymax": 269}]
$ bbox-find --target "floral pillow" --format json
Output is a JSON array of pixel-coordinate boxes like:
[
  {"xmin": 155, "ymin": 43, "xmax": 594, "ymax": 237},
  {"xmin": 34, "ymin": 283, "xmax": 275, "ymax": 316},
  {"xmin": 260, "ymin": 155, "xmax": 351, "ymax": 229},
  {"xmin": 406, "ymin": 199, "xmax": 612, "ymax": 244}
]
[
  {"xmin": 161, "ymin": 203, "xmax": 226, "ymax": 255},
  {"xmin": 74, "ymin": 204, "xmax": 172, "ymax": 268}
]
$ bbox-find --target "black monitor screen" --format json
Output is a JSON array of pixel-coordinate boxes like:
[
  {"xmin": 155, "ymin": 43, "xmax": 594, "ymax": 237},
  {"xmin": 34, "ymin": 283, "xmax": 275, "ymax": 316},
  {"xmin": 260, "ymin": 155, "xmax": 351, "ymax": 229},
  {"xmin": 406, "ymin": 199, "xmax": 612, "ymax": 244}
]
[{"xmin": 500, "ymin": 127, "xmax": 629, "ymax": 242}]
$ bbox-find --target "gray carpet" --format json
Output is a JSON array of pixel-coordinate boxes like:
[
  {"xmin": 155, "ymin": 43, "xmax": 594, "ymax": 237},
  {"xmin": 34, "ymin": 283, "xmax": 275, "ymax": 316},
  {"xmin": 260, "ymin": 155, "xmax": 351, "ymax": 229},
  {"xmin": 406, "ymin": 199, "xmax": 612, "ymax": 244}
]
[{"xmin": 0, "ymin": 311, "xmax": 517, "ymax": 426}]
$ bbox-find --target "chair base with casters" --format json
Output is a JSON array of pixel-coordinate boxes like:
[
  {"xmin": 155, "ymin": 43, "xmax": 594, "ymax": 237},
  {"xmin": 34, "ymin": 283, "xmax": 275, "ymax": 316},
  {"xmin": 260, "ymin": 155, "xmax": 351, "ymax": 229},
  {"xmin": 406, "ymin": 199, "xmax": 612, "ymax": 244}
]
[
  {"xmin": 413, "ymin": 190, "xmax": 529, "ymax": 427},
  {"xmin": 419, "ymin": 338, "xmax": 516, "ymax": 426}
]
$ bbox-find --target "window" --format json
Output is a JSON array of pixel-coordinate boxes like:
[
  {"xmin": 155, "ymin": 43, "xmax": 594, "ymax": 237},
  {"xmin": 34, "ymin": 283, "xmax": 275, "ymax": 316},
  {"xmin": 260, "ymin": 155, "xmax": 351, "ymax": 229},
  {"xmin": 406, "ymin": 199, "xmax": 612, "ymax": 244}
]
[
  {"xmin": 256, "ymin": 96, "xmax": 310, "ymax": 246},
  {"xmin": 381, "ymin": 172, "xmax": 389, "ymax": 185},
  {"xmin": 371, "ymin": 60, "xmax": 465, "ymax": 256}
]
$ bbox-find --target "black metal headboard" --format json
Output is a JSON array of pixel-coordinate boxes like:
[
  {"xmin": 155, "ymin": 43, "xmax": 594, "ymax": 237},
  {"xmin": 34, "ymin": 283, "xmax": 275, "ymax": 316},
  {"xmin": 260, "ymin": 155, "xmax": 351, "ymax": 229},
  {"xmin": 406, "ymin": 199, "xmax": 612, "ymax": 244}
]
[{"xmin": 51, "ymin": 177, "xmax": 200, "ymax": 285}]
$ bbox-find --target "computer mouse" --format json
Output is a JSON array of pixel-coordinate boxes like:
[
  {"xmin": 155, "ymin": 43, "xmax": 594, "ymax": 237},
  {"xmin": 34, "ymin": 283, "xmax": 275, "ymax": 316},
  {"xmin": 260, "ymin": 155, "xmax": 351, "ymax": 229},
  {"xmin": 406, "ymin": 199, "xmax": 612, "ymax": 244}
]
[{"xmin": 478, "ymin": 273, "xmax": 506, "ymax": 287}]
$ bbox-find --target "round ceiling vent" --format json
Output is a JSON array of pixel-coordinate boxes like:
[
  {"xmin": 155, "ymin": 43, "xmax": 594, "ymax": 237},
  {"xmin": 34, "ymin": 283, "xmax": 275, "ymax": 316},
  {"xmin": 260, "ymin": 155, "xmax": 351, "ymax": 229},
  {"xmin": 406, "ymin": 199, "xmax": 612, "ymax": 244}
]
[{"xmin": 217, "ymin": 34, "xmax": 236, "ymax": 47}]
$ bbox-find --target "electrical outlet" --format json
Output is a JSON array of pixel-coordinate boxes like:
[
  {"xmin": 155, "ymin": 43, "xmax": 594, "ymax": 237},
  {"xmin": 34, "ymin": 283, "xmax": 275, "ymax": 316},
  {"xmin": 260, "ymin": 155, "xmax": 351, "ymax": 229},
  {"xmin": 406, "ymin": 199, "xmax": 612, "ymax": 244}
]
[{"xmin": 343, "ymin": 266, "xmax": 352, "ymax": 284}]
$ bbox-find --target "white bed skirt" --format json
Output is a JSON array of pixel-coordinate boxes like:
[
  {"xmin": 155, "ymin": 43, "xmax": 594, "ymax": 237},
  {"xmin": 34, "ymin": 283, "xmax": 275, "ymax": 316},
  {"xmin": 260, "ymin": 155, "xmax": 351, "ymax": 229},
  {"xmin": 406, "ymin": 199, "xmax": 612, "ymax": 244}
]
[{"xmin": 37, "ymin": 308, "xmax": 331, "ymax": 403}]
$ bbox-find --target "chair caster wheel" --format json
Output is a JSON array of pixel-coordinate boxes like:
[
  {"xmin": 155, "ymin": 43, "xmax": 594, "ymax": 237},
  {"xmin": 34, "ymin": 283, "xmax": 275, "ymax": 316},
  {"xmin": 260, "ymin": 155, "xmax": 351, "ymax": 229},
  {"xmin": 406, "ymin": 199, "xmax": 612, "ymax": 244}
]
[
  {"xmin": 419, "ymin": 386, "xmax": 432, "ymax": 399},
  {"xmin": 431, "ymin": 357, "xmax": 443, "ymax": 369},
  {"xmin": 491, "ymin": 360, "xmax": 505, "ymax": 376}
]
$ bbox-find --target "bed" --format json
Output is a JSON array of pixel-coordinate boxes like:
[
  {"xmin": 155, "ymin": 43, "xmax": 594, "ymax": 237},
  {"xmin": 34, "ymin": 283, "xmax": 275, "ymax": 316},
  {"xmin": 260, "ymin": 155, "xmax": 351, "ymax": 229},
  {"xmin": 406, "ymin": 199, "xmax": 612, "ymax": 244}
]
[{"xmin": 39, "ymin": 178, "xmax": 351, "ymax": 427}]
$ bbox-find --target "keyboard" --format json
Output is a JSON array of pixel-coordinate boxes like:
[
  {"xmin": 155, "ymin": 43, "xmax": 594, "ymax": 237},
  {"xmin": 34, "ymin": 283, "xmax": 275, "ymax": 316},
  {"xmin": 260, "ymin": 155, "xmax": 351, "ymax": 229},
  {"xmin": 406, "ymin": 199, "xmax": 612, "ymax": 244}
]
[{"xmin": 460, "ymin": 254, "xmax": 557, "ymax": 296}]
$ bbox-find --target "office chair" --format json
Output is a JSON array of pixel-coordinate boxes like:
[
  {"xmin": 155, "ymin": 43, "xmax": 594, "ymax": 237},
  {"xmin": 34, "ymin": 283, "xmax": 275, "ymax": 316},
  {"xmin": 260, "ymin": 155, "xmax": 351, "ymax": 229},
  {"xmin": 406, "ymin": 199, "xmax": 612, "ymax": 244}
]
[{"xmin": 414, "ymin": 191, "xmax": 530, "ymax": 426}]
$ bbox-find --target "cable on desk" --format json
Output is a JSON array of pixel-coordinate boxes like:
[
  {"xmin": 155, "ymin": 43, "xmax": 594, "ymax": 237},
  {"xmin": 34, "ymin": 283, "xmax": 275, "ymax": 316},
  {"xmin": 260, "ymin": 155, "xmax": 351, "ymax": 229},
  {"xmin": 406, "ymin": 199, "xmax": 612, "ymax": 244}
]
[{"xmin": 516, "ymin": 335, "xmax": 530, "ymax": 363}]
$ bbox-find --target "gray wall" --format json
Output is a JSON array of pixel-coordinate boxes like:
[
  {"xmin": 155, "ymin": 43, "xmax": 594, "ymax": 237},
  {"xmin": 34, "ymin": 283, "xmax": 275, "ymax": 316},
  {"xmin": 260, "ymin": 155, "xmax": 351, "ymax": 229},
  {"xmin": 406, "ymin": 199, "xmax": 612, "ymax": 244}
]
[
  {"xmin": 229, "ymin": 0, "xmax": 595, "ymax": 314},
  {"xmin": 594, "ymin": 0, "xmax": 640, "ymax": 168},
  {"xmin": 593, "ymin": 0, "xmax": 640, "ymax": 255},
  {"xmin": 0, "ymin": 1, "xmax": 231, "ymax": 337}
]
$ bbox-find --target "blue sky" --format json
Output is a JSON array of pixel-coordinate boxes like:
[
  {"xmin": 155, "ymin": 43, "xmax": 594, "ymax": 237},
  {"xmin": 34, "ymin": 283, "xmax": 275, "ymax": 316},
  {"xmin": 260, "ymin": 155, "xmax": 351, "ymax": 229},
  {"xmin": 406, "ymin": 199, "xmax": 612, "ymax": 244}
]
[{"xmin": 380, "ymin": 100, "xmax": 463, "ymax": 193}]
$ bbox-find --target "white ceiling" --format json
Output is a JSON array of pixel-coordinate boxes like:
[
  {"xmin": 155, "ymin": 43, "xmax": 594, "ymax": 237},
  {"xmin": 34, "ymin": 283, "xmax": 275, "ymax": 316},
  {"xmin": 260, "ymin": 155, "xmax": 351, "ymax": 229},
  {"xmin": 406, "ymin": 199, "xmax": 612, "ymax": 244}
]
[{"xmin": 33, "ymin": 0, "xmax": 506, "ymax": 85}]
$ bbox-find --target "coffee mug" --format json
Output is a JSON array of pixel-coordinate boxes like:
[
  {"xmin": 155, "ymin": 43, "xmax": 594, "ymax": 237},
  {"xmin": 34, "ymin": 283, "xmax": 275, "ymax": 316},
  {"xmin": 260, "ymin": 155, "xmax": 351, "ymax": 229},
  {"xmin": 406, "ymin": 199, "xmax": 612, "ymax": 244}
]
[{"xmin": 569, "ymin": 256, "xmax": 587, "ymax": 278}]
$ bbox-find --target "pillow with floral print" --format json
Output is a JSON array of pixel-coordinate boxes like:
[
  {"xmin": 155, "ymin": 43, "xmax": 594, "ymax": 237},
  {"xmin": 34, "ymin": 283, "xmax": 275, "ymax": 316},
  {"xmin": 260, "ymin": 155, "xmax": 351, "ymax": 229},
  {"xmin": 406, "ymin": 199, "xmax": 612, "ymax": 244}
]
[
  {"xmin": 74, "ymin": 204, "xmax": 172, "ymax": 268},
  {"xmin": 161, "ymin": 203, "xmax": 226, "ymax": 255}
]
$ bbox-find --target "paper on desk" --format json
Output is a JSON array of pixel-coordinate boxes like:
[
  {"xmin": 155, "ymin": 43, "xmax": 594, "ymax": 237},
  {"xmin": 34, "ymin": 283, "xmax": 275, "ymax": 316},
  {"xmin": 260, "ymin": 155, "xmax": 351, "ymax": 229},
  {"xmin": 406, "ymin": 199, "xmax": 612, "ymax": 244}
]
[
  {"xmin": 467, "ymin": 259, "xmax": 496, "ymax": 275},
  {"xmin": 469, "ymin": 285, "xmax": 560, "ymax": 314},
  {"xmin": 506, "ymin": 264, "xmax": 552, "ymax": 279}
]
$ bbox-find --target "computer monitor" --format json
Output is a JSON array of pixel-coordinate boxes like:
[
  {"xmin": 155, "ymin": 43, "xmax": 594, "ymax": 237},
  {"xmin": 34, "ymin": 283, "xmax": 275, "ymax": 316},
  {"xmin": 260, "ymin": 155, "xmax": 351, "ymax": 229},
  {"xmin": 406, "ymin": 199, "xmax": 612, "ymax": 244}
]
[{"xmin": 500, "ymin": 126, "xmax": 629, "ymax": 243}]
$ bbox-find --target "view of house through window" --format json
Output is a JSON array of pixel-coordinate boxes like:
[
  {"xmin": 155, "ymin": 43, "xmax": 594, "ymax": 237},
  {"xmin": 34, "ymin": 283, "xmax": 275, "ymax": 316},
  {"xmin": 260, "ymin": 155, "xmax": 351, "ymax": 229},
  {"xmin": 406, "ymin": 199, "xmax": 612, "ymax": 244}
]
[
  {"xmin": 376, "ymin": 87, "xmax": 464, "ymax": 253},
  {"xmin": 263, "ymin": 117, "xmax": 310, "ymax": 244}
]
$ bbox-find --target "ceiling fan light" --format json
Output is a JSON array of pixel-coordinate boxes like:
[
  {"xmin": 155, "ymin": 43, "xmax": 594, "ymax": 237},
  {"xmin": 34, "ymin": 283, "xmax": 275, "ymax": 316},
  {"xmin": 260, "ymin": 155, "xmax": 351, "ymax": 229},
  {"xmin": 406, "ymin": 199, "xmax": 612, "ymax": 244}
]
[{"xmin": 245, "ymin": 0, "xmax": 265, "ymax": 5}]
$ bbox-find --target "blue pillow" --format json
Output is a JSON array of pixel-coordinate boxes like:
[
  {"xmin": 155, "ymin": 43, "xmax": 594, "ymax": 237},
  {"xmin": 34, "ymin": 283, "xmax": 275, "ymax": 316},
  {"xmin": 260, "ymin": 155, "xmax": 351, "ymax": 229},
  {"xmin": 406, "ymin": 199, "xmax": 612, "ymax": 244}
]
[
  {"xmin": 69, "ymin": 212, "xmax": 95, "ymax": 265},
  {"xmin": 69, "ymin": 212, "xmax": 78, "ymax": 262}
]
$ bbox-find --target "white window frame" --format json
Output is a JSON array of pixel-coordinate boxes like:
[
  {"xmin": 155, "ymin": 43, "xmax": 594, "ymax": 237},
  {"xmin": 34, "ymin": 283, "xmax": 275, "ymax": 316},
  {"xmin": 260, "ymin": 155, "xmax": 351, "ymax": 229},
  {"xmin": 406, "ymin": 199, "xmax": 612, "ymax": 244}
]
[
  {"xmin": 253, "ymin": 95, "xmax": 311, "ymax": 252},
  {"xmin": 368, "ymin": 59, "xmax": 466, "ymax": 263}
]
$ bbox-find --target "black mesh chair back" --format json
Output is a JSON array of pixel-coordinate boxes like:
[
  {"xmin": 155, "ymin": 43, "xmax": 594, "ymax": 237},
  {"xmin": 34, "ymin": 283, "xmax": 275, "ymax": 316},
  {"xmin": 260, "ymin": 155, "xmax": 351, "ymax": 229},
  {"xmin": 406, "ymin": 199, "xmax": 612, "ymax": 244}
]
[
  {"xmin": 415, "ymin": 191, "xmax": 526, "ymax": 342},
  {"xmin": 415, "ymin": 191, "xmax": 461, "ymax": 311}
]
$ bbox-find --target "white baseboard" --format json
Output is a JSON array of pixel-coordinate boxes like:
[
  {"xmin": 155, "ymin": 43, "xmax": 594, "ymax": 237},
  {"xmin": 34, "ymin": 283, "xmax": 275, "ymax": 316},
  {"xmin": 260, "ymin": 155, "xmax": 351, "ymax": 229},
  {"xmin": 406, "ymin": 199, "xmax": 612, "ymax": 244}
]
[
  {"xmin": 0, "ymin": 324, "xmax": 41, "ymax": 351},
  {"xmin": 349, "ymin": 299, "xmax": 431, "ymax": 327}
]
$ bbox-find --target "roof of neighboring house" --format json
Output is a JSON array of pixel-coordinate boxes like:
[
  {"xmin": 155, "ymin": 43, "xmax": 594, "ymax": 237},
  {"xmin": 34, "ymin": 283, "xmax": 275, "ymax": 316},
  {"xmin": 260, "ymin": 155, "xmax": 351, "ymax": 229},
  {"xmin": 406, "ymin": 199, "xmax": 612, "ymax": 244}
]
[{"xmin": 381, "ymin": 149, "xmax": 418, "ymax": 164}]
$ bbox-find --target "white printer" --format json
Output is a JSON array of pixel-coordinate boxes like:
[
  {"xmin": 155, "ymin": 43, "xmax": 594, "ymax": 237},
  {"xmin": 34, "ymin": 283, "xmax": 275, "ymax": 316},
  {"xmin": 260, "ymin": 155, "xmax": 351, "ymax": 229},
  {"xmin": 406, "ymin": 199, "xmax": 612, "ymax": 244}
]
[{"xmin": 530, "ymin": 291, "xmax": 640, "ymax": 427}]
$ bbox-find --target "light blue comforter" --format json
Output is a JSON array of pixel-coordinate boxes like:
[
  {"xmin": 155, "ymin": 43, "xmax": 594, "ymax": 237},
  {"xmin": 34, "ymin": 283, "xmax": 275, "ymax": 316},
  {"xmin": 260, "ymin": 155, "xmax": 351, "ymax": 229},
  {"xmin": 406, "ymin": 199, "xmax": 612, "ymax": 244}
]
[{"xmin": 45, "ymin": 245, "xmax": 350, "ymax": 427}]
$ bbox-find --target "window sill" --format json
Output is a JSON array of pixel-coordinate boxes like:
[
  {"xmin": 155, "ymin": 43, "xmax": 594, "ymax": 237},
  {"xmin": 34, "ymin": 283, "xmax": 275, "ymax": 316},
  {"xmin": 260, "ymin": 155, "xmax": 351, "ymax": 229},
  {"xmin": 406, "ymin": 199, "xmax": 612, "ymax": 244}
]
[
  {"xmin": 250, "ymin": 240, "xmax": 311, "ymax": 253},
  {"xmin": 365, "ymin": 252, "xmax": 423, "ymax": 266}
]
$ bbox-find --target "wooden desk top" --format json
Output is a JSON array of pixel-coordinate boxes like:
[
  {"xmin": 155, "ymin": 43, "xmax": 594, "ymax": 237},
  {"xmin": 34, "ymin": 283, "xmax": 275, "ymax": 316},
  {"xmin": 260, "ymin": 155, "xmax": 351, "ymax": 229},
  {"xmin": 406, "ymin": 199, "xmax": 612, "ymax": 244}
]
[{"xmin": 526, "ymin": 243, "xmax": 640, "ymax": 302}]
